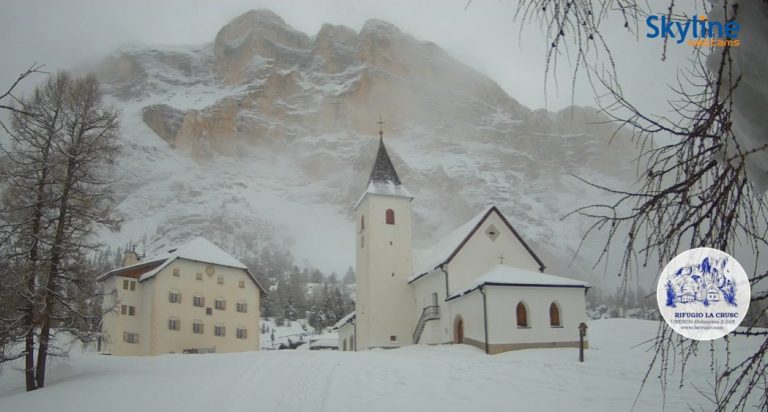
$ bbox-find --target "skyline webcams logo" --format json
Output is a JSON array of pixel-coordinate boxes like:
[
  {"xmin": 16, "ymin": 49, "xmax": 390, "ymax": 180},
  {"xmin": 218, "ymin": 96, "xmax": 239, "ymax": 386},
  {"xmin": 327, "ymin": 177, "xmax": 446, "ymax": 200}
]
[
  {"xmin": 657, "ymin": 248, "xmax": 750, "ymax": 341},
  {"xmin": 646, "ymin": 14, "xmax": 741, "ymax": 47}
]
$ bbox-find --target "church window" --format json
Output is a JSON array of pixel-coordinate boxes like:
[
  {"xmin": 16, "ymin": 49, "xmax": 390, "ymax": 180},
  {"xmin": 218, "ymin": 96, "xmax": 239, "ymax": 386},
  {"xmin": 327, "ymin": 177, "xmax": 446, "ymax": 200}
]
[
  {"xmin": 485, "ymin": 224, "xmax": 500, "ymax": 241},
  {"xmin": 550, "ymin": 302, "xmax": 561, "ymax": 327},
  {"xmin": 386, "ymin": 209, "xmax": 395, "ymax": 225},
  {"xmin": 516, "ymin": 302, "xmax": 529, "ymax": 328}
]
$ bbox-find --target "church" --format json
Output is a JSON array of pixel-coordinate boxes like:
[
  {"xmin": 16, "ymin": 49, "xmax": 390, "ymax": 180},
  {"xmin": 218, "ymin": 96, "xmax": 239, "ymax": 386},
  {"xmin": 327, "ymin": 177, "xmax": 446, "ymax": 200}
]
[{"xmin": 335, "ymin": 131, "xmax": 590, "ymax": 354}]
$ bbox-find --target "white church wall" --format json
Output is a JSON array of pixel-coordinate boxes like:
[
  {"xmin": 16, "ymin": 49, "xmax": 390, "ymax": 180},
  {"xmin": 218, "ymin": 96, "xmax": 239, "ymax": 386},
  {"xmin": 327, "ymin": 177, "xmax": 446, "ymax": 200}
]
[
  {"xmin": 446, "ymin": 291, "xmax": 486, "ymax": 351},
  {"xmin": 355, "ymin": 194, "xmax": 416, "ymax": 349},
  {"xmin": 411, "ymin": 270, "xmax": 449, "ymax": 344},
  {"xmin": 446, "ymin": 212, "xmax": 542, "ymax": 296},
  {"xmin": 485, "ymin": 286, "xmax": 587, "ymax": 350},
  {"xmin": 338, "ymin": 323, "xmax": 355, "ymax": 351}
]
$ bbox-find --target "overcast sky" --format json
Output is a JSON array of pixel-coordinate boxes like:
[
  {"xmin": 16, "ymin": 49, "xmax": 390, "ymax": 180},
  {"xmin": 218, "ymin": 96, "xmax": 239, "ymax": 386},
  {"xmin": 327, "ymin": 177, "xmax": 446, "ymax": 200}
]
[{"xmin": 1, "ymin": 0, "xmax": 698, "ymax": 113}]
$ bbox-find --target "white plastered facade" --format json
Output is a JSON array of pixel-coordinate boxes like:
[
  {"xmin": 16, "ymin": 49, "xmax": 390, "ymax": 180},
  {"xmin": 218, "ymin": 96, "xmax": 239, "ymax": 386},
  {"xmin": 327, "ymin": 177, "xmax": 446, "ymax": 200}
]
[{"xmin": 101, "ymin": 251, "xmax": 262, "ymax": 356}]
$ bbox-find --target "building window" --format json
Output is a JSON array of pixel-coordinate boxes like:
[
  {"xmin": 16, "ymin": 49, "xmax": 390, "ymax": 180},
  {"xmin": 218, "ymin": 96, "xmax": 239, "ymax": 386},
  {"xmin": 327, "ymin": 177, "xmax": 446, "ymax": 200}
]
[
  {"xmin": 343, "ymin": 339, "xmax": 347, "ymax": 351},
  {"xmin": 196, "ymin": 272, "xmax": 203, "ymax": 281},
  {"xmin": 385, "ymin": 209, "xmax": 395, "ymax": 225},
  {"xmin": 193, "ymin": 295, "xmax": 205, "ymax": 307},
  {"xmin": 215, "ymin": 298, "xmax": 226, "ymax": 311},
  {"xmin": 130, "ymin": 281, "xmax": 136, "ymax": 291},
  {"xmin": 206, "ymin": 265, "xmax": 215, "ymax": 276},
  {"xmin": 193, "ymin": 321, "xmax": 204, "ymax": 334},
  {"xmin": 516, "ymin": 302, "xmax": 529, "ymax": 328},
  {"xmin": 214, "ymin": 324, "xmax": 226, "ymax": 337},
  {"xmin": 236, "ymin": 328, "xmax": 247, "ymax": 339},
  {"xmin": 168, "ymin": 318, "xmax": 180, "ymax": 331},
  {"xmin": 550, "ymin": 302, "xmax": 561, "ymax": 327},
  {"xmin": 390, "ymin": 335, "xmax": 397, "ymax": 342},
  {"xmin": 361, "ymin": 215, "xmax": 365, "ymax": 231},
  {"xmin": 236, "ymin": 302, "xmax": 248, "ymax": 313},
  {"xmin": 173, "ymin": 268, "xmax": 180, "ymax": 277},
  {"xmin": 123, "ymin": 279, "xmax": 136, "ymax": 291},
  {"xmin": 239, "ymin": 280, "xmax": 245, "ymax": 289},
  {"xmin": 123, "ymin": 279, "xmax": 129, "ymax": 290},
  {"xmin": 169, "ymin": 291, "xmax": 182, "ymax": 304},
  {"xmin": 128, "ymin": 306, "xmax": 135, "ymax": 316},
  {"xmin": 217, "ymin": 276, "xmax": 224, "ymax": 285},
  {"xmin": 121, "ymin": 304, "xmax": 127, "ymax": 315},
  {"xmin": 206, "ymin": 308, "xmax": 212, "ymax": 316},
  {"xmin": 123, "ymin": 332, "xmax": 139, "ymax": 344}
]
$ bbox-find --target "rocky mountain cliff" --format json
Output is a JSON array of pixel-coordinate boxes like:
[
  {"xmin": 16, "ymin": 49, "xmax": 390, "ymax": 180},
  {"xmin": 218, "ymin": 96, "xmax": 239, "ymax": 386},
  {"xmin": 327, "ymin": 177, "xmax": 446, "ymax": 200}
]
[{"xmin": 94, "ymin": 9, "xmax": 640, "ymax": 285}]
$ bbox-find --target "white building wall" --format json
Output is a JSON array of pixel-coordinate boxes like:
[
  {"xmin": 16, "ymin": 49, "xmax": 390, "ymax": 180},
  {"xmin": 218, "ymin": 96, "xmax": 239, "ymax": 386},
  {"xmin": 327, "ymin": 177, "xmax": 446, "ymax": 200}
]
[
  {"xmin": 445, "ymin": 291, "xmax": 485, "ymax": 349},
  {"xmin": 149, "ymin": 260, "xmax": 260, "ymax": 355},
  {"xmin": 446, "ymin": 212, "xmax": 541, "ymax": 295},
  {"xmin": 337, "ymin": 323, "xmax": 355, "ymax": 351},
  {"xmin": 411, "ymin": 270, "xmax": 449, "ymax": 344},
  {"xmin": 101, "ymin": 275, "xmax": 146, "ymax": 356},
  {"xmin": 485, "ymin": 286, "xmax": 587, "ymax": 346},
  {"xmin": 101, "ymin": 259, "xmax": 261, "ymax": 356},
  {"xmin": 355, "ymin": 193, "xmax": 416, "ymax": 349}
]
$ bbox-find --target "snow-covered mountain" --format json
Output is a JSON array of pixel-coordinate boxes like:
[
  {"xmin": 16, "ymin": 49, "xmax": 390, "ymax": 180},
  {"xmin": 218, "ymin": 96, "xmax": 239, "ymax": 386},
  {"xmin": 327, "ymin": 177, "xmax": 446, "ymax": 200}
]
[{"xmin": 94, "ymin": 9, "xmax": 639, "ymax": 284}]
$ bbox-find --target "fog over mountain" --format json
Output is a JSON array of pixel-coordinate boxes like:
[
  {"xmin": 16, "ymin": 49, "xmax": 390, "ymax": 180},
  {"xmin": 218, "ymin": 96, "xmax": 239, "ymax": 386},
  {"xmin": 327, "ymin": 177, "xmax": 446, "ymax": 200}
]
[{"xmin": 92, "ymin": 9, "xmax": 642, "ymax": 288}]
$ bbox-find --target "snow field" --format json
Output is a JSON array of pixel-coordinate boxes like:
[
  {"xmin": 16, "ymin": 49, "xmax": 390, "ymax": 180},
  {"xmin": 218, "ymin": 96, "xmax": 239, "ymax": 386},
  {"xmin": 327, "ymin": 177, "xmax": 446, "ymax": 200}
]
[{"xmin": 1, "ymin": 319, "xmax": 764, "ymax": 411}]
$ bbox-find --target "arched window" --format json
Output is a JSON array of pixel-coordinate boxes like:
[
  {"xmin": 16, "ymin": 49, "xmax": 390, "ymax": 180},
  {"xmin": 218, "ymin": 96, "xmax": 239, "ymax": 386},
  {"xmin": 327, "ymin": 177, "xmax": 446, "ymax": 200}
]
[
  {"xmin": 385, "ymin": 209, "xmax": 395, "ymax": 225},
  {"xmin": 516, "ymin": 302, "xmax": 528, "ymax": 328},
  {"xmin": 550, "ymin": 302, "xmax": 561, "ymax": 327},
  {"xmin": 360, "ymin": 215, "xmax": 365, "ymax": 231}
]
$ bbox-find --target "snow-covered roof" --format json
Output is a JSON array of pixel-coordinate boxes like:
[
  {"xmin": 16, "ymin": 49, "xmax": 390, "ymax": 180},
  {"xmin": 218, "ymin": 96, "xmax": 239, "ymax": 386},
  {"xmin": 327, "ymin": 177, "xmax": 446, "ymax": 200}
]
[
  {"xmin": 332, "ymin": 311, "xmax": 356, "ymax": 330},
  {"xmin": 447, "ymin": 264, "xmax": 589, "ymax": 301},
  {"xmin": 97, "ymin": 237, "xmax": 266, "ymax": 294},
  {"xmin": 408, "ymin": 206, "xmax": 545, "ymax": 283},
  {"xmin": 354, "ymin": 136, "xmax": 412, "ymax": 209}
]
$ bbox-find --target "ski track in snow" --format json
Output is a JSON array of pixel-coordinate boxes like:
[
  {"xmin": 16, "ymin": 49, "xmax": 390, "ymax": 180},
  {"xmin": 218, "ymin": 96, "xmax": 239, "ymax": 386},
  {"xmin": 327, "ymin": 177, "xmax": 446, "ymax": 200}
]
[{"xmin": 0, "ymin": 319, "xmax": 766, "ymax": 411}]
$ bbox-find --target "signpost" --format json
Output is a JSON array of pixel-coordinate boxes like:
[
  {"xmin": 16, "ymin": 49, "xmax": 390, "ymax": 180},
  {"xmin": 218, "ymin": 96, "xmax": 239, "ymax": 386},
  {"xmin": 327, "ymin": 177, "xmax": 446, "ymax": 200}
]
[{"xmin": 578, "ymin": 322, "xmax": 588, "ymax": 362}]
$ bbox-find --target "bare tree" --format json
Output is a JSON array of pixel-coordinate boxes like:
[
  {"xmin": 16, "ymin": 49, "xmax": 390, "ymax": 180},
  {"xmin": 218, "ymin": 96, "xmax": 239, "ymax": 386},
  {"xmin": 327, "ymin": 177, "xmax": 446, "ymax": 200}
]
[
  {"xmin": 511, "ymin": 0, "xmax": 768, "ymax": 410},
  {"xmin": 0, "ymin": 64, "xmax": 44, "ymax": 134},
  {"xmin": 0, "ymin": 71, "xmax": 120, "ymax": 390}
]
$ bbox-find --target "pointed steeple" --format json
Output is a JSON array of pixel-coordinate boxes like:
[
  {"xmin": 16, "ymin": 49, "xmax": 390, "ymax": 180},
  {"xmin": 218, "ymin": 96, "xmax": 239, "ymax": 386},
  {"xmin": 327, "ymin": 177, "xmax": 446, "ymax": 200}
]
[
  {"xmin": 354, "ymin": 120, "xmax": 412, "ymax": 209},
  {"xmin": 368, "ymin": 135, "xmax": 402, "ymax": 186}
]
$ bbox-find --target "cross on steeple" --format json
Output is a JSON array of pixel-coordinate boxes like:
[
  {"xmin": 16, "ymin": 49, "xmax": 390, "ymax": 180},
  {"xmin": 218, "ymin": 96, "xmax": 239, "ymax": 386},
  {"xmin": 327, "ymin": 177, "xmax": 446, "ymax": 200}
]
[
  {"xmin": 377, "ymin": 115, "xmax": 384, "ymax": 139},
  {"xmin": 498, "ymin": 254, "xmax": 505, "ymax": 264}
]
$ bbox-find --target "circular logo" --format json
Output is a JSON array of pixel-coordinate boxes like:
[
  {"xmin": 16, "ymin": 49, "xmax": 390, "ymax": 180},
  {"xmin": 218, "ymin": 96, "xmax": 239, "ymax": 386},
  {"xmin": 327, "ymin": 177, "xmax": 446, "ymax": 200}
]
[{"xmin": 656, "ymin": 248, "xmax": 750, "ymax": 341}]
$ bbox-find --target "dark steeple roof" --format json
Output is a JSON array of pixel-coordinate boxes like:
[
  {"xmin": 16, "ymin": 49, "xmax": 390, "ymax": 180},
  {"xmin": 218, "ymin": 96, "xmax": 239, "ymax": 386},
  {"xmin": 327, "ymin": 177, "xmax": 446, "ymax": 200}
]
[
  {"xmin": 353, "ymin": 125, "xmax": 412, "ymax": 209},
  {"xmin": 368, "ymin": 136, "xmax": 402, "ymax": 186}
]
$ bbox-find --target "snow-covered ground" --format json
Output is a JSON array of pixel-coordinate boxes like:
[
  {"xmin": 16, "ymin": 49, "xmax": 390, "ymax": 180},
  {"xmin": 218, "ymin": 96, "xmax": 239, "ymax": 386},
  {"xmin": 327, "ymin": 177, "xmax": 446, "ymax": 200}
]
[{"xmin": 1, "ymin": 319, "xmax": 763, "ymax": 411}]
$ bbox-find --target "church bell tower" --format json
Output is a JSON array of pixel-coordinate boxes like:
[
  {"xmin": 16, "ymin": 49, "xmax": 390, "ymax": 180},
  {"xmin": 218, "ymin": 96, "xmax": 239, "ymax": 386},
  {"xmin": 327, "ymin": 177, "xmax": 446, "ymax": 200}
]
[{"xmin": 353, "ymin": 124, "xmax": 415, "ymax": 349}]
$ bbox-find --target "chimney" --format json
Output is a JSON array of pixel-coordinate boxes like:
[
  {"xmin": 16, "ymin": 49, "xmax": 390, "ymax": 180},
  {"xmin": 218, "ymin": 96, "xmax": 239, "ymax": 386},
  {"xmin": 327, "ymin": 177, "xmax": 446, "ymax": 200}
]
[{"xmin": 123, "ymin": 245, "xmax": 139, "ymax": 266}]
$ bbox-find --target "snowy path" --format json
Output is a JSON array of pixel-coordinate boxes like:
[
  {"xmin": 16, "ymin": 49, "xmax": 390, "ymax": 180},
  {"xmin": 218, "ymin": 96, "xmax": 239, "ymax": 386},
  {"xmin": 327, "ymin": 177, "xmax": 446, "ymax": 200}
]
[{"xmin": 0, "ymin": 319, "xmax": 764, "ymax": 411}]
